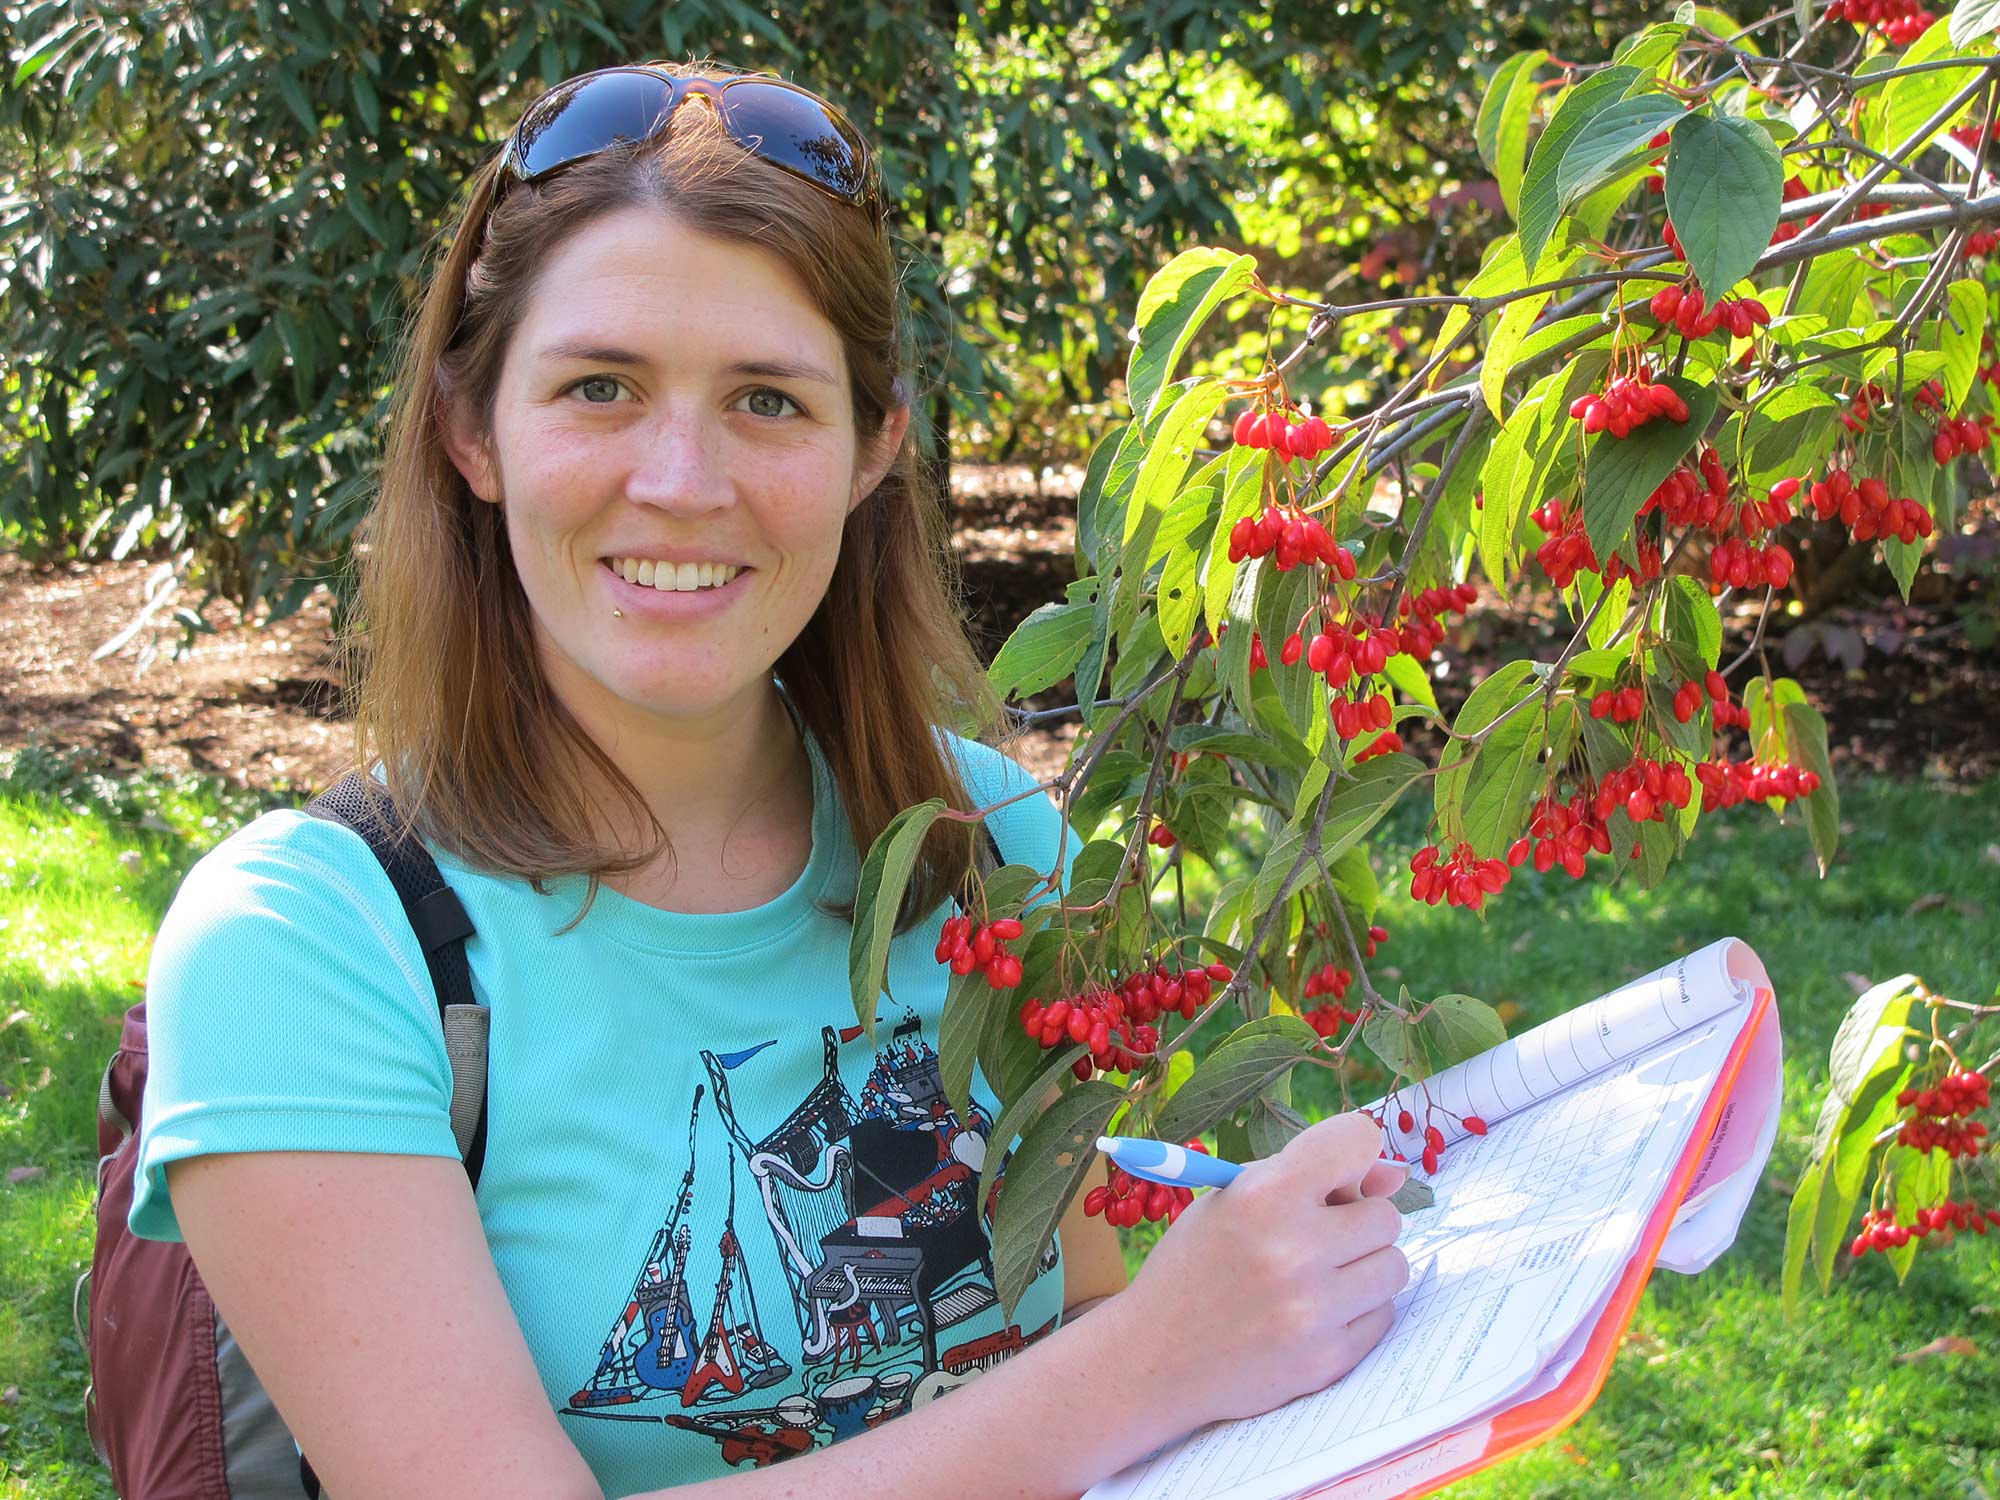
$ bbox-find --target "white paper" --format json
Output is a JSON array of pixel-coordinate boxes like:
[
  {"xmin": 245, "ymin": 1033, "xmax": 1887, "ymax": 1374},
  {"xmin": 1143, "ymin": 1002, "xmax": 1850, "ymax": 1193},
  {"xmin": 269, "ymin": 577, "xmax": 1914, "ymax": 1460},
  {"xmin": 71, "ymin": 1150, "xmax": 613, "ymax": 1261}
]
[{"xmin": 1086, "ymin": 939, "xmax": 1776, "ymax": 1500}]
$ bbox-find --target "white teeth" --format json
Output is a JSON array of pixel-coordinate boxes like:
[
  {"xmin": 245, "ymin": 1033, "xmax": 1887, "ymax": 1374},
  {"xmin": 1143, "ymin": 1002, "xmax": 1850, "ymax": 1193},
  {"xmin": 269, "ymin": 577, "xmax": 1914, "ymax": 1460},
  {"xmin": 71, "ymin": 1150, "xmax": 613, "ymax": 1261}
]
[{"xmin": 608, "ymin": 558, "xmax": 740, "ymax": 592}]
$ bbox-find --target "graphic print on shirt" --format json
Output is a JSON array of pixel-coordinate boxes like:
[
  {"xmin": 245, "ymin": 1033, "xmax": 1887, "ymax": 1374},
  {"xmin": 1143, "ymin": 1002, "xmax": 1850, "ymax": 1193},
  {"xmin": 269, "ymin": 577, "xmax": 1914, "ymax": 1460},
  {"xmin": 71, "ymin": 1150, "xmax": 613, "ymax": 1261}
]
[{"xmin": 561, "ymin": 1012, "xmax": 1059, "ymax": 1467}]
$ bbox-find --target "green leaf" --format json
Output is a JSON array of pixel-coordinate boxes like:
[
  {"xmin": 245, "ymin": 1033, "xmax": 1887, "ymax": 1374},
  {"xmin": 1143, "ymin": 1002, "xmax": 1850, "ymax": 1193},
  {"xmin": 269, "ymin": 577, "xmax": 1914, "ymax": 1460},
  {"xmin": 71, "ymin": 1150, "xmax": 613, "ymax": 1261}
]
[
  {"xmin": 847, "ymin": 800, "xmax": 947, "ymax": 1038},
  {"xmin": 990, "ymin": 1081, "xmax": 1123, "ymax": 1320},
  {"xmin": 1580, "ymin": 375, "xmax": 1719, "ymax": 559},
  {"xmin": 1435, "ymin": 658, "xmax": 1545, "ymax": 853},
  {"xmin": 1153, "ymin": 1016, "xmax": 1323, "ymax": 1140},
  {"xmin": 1883, "ymin": 1142, "xmax": 1954, "ymax": 1280},
  {"xmin": 1873, "ymin": 20, "xmax": 1974, "ymax": 161},
  {"xmin": 1421, "ymin": 995, "xmax": 1509, "ymax": 1068},
  {"xmin": 1123, "ymin": 379, "xmax": 1228, "ymax": 548},
  {"xmin": 1319, "ymin": 753, "xmax": 1428, "ymax": 862},
  {"xmin": 1941, "ymin": 279, "xmax": 1987, "ymax": 408},
  {"xmin": 1519, "ymin": 65, "xmax": 1643, "ymax": 271},
  {"xmin": 1782, "ymin": 699, "xmax": 1840, "ymax": 873},
  {"xmin": 1245, "ymin": 1082, "xmax": 1310, "ymax": 1159},
  {"xmin": 1201, "ymin": 446, "xmax": 1269, "ymax": 644},
  {"xmin": 1127, "ymin": 250, "xmax": 1257, "ymax": 426},
  {"xmin": 1363, "ymin": 998, "xmax": 1432, "ymax": 1082},
  {"xmin": 987, "ymin": 601, "xmax": 1094, "ymax": 700},
  {"xmin": 1665, "ymin": 110, "xmax": 1784, "ymax": 298},
  {"xmin": 1477, "ymin": 50, "xmax": 1550, "ymax": 218},
  {"xmin": 1555, "ymin": 94, "xmax": 1689, "ymax": 209},
  {"xmin": 1663, "ymin": 575, "xmax": 1724, "ymax": 667},
  {"xmin": 276, "ymin": 66, "xmax": 320, "ymax": 135},
  {"xmin": 1076, "ymin": 422, "xmax": 1139, "ymax": 572},
  {"xmin": 1951, "ymin": 0, "xmax": 2000, "ymax": 46}
]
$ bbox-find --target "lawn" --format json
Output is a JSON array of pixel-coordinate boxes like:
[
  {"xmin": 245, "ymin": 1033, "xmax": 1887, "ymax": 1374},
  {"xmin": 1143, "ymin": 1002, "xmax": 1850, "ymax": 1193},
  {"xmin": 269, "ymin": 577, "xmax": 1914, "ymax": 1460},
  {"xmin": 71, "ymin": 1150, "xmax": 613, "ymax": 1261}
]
[{"xmin": 1, "ymin": 748, "xmax": 1995, "ymax": 1498}]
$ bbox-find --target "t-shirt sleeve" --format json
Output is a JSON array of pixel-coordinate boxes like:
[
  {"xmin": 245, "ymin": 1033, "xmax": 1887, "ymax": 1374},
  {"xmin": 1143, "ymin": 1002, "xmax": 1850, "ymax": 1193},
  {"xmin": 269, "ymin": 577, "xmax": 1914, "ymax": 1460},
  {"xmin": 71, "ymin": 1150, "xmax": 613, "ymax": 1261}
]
[
  {"xmin": 128, "ymin": 808, "xmax": 461, "ymax": 1243},
  {"xmin": 948, "ymin": 732, "xmax": 1081, "ymax": 903}
]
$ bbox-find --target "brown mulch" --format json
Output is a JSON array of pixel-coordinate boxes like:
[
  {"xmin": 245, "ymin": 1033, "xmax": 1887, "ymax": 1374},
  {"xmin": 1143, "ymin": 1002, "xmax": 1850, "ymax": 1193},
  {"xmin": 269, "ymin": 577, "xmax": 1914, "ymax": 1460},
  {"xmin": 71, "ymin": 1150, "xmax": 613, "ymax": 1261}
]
[{"xmin": 3, "ymin": 466, "xmax": 1996, "ymax": 795}]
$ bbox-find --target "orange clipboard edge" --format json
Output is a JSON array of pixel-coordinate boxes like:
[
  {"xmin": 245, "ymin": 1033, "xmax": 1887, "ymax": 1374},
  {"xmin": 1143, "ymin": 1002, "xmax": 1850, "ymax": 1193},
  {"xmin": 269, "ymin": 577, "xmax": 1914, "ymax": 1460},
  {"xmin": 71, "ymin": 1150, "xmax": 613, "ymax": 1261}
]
[{"xmin": 1301, "ymin": 985, "xmax": 1779, "ymax": 1500}]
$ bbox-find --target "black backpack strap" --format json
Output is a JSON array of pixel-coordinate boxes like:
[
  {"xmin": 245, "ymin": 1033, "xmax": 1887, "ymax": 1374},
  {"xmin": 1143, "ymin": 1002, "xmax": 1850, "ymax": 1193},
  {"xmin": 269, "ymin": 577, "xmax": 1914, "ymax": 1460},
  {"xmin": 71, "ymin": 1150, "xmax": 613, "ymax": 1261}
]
[
  {"xmin": 298, "ymin": 772, "xmax": 484, "ymax": 1500},
  {"xmin": 304, "ymin": 772, "xmax": 488, "ymax": 1189},
  {"xmin": 952, "ymin": 822, "xmax": 1008, "ymax": 915}
]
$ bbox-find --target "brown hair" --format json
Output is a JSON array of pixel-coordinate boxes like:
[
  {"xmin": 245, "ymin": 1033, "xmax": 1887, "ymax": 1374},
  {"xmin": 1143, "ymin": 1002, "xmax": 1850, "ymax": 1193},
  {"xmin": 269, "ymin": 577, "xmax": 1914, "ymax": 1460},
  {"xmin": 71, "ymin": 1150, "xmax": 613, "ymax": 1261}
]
[{"xmin": 340, "ymin": 61, "xmax": 1013, "ymax": 930}]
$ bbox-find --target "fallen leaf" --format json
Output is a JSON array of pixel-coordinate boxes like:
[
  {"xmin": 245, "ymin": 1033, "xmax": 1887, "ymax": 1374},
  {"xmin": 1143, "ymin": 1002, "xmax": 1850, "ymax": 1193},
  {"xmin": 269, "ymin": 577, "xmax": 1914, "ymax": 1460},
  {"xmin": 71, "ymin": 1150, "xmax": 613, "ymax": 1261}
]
[
  {"xmin": 1496, "ymin": 1000, "xmax": 1526, "ymax": 1024},
  {"xmin": 1377, "ymin": 966, "xmax": 1403, "ymax": 982},
  {"xmin": 1510, "ymin": 930, "xmax": 1534, "ymax": 954},
  {"xmin": 0, "ymin": 1386, "xmax": 15, "ymax": 1406},
  {"xmin": 1765, "ymin": 1175, "xmax": 1797, "ymax": 1196},
  {"xmin": 5, "ymin": 1167, "xmax": 46, "ymax": 1187},
  {"xmin": 1, "ymin": 1010, "xmax": 29, "ymax": 1031},
  {"xmin": 1842, "ymin": 972, "xmax": 1873, "ymax": 996},
  {"xmin": 1985, "ymin": 844, "xmax": 2000, "ymax": 866},
  {"xmin": 1893, "ymin": 1335, "xmax": 1976, "ymax": 1363},
  {"xmin": 1907, "ymin": 893, "xmax": 1950, "ymax": 917},
  {"xmin": 118, "ymin": 850, "xmax": 143, "ymax": 874}
]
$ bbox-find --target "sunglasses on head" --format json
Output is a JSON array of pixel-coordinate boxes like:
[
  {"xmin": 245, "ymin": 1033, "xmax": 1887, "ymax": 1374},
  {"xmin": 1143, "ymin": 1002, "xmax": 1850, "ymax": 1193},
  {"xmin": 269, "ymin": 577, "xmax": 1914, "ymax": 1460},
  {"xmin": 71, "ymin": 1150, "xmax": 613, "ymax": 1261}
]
[{"xmin": 494, "ymin": 65, "xmax": 882, "ymax": 221}]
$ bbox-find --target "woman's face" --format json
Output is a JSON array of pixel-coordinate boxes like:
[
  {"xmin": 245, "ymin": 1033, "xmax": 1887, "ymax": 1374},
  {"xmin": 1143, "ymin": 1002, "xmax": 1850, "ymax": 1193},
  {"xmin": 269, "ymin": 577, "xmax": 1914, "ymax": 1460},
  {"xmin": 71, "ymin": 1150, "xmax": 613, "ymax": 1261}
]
[{"xmin": 444, "ymin": 206, "xmax": 906, "ymax": 735}]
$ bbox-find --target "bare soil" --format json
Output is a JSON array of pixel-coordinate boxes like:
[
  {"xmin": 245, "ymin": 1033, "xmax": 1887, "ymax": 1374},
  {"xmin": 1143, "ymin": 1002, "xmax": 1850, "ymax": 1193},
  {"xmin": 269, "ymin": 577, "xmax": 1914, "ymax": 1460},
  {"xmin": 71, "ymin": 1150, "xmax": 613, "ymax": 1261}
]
[{"xmin": 2, "ymin": 465, "xmax": 1994, "ymax": 794}]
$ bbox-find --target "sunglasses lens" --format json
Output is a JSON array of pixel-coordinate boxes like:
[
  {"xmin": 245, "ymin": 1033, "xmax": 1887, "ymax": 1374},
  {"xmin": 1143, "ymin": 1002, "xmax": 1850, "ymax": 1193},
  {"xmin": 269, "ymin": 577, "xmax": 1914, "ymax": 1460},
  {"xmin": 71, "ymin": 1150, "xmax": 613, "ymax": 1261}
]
[
  {"xmin": 514, "ymin": 70, "xmax": 677, "ymax": 179},
  {"xmin": 717, "ymin": 80, "xmax": 872, "ymax": 203}
]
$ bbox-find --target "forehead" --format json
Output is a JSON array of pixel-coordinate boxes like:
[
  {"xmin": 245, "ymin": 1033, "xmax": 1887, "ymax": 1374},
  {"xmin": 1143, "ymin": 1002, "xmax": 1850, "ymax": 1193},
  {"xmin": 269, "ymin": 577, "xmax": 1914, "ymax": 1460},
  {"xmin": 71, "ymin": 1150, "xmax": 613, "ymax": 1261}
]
[{"xmin": 513, "ymin": 206, "xmax": 843, "ymax": 366}]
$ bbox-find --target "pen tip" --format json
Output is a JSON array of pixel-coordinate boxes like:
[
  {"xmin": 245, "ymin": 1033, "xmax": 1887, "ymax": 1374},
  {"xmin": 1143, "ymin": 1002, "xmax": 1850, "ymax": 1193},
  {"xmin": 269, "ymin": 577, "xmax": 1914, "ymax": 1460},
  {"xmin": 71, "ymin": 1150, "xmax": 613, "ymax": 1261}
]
[{"xmin": 1095, "ymin": 1136, "xmax": 1117, "ymax": 1152}]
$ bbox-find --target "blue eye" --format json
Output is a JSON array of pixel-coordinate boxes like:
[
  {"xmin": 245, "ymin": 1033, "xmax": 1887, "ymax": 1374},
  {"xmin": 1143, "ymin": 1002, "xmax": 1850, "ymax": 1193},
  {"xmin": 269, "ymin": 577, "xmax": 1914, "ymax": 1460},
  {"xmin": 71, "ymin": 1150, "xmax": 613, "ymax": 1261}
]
[
  {"xmin": 571, "ymin": 376, "xmax": 627, "ymax": 404},
  {"xmin": 743, "ymin": 388, "xmax": 802, "ymax": 419}
]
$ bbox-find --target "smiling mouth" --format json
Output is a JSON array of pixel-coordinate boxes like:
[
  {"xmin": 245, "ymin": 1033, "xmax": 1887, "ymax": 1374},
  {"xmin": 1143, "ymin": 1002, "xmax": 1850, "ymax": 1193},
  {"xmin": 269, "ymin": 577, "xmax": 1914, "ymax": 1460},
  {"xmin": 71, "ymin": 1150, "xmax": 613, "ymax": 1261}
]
[{"xmin": 603, "ymin": 558, "xmax": 747, "ymax": 592}]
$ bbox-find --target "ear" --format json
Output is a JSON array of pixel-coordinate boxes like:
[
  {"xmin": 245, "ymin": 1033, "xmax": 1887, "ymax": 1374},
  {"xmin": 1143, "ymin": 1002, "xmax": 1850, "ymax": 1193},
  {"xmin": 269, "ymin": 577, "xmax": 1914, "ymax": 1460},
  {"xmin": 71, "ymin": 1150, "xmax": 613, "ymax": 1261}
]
[
  {"xmin": 438, "ymin": 391, "xmax": 502, "ymax": 505},
  {"xmin": 850, "ymin": 402, "xmax": 912, "ymax": 514}
]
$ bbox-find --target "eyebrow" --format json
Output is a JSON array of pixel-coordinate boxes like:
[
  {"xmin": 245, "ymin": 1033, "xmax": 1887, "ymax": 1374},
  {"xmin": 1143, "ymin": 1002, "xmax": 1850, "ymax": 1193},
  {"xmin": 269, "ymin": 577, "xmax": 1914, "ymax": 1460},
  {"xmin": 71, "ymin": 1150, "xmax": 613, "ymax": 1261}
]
[{"xmin": 534, "ymin": 341, "xmax": 840, "ymax": 385}]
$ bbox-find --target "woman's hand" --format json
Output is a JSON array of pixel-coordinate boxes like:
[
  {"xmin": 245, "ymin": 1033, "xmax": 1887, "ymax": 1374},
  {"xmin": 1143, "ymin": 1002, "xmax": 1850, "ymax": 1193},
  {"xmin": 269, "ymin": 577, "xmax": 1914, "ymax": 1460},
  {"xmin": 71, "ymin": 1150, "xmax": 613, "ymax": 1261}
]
[{"xmin": 1113, "ymin": 1111, "xmax": 1410, "ymax": 1427}]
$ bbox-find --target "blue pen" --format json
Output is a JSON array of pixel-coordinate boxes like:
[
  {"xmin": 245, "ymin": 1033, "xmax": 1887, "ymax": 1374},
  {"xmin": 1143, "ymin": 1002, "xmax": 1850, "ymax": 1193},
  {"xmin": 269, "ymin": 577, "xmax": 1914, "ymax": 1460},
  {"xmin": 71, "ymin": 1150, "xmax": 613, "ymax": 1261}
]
[{"xmin": 1096, "ymin": 1134, "xmax": 1245, "ymax": 1190}]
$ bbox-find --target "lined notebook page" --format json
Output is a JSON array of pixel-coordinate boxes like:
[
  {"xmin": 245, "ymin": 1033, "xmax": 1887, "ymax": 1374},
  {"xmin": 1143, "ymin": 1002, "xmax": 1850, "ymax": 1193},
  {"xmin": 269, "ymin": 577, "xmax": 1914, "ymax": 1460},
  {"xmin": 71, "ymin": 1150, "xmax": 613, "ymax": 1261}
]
[{"xmin": 1086, "ymin": 940, "xmax": 1762, "ymax": 1500}]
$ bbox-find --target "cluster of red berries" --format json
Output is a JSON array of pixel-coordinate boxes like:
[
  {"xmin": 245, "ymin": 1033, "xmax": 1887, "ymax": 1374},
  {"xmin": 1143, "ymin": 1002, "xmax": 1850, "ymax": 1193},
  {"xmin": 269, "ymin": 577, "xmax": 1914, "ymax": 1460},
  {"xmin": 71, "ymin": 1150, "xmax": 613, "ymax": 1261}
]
[
  {"xmin": 1708, "ymin": 534, "xmax": 1796, "ymax": 590},
  {"xmin": 1839, "ymin": 383, "xmax": 1887, "ymax": 434},
  {"xmin": 1232, "ymin": 409, "xmax": 1335, "ymax": 462},
  {"xmin": 934, "ymin": 914, "xmax": 1025, "ymax": 989},
  {"xmin": 1528, "ymin": 501, "xmax": 1663, "ymax": 589},
  {"xmin": 1303, "ymin": 964, "xmax": 1356, "ymax": 1002},
  {"xmin": 1569, "ymin": 369, "xmax": 1690, "ymax": 436},
  {"xmin": 1851, "ymin": 1201, "xmax": 1999, "ymax": 1257},
  {"xmin": 1826, "ymin": 0, "xmax": 1936, "ymax": 44},
  {"xmin": 1767, "ymin": 176, "xmax": 1814, "ymax": 244},
  {"xmin": 1382, "ymin": 1103, "xmax": 1489, "ymax": 1174},
  {"xmin": 1020, "ymin": 962, "xmax": 1235, "ymax": 1078},
  {"xmin": 1669, "ymin": 671, "xmax": 1731, "ymax": 724},
  {"xmin": 1649, "ymin": 284, "xmax": 1770, "ymax": 341},
  {"xmin": 1146, "ymin": 821, "xmax": 1178, "ymax": 849},
  {"xmin": 1896, "ymin": 1070, "xmax": 1992, "ymax": 1157},
  {"xmin": 1593, "ymin": 755, "xmax": 1693, "ymax": 828},
  {"xmin": 1396, "ymin": 582, "xmax": 1480, "ymax": 660},
  {"xmin": 1409, "ymin": 842, "xmax": 1512, "ymax": 909},
  {"xmin": 1694, "ymin": 757, "xmax": 1822, "ymax": 810},
  {"xmin": 1508, "ymin": 785, "xmax": 1614, "ymax": 878},
  {"xmin": 1779, "ymin": 469, "xmax": 1935, "ymax": 545},
  {"xmin": 1084, "ymin": 1141, "xmax": 1206, "ymax": 1226},
  {"xmin": 1589, "ymin": 684, "xmax": 1648, "ymax": 724},
  {"xmin": 1931, "ymin": 415, "xmax": 1992, "ymax": 464},
  {"xmin": 1640, "ymin": 449, "xmax": 1731, "ymax": 530},
  {"xmin": 1227, "ymin": 503, "xmax": 1359, "ymax": 577},
  {"xmin": 1280, "ymin": 620, "xmax": 1395, "ymax": 685},
  {"xmin": 1302, "ymin": 1000, "xmax": 1357, "ymax": 1039}
]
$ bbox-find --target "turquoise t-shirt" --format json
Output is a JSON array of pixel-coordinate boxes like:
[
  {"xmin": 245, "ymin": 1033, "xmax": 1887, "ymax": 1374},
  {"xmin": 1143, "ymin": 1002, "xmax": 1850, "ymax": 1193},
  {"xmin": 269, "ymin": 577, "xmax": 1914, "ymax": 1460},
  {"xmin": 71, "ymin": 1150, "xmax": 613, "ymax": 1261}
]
[{"xmin": 130, "ymin": 722, "xmax": 1075, "ymax": 1496}]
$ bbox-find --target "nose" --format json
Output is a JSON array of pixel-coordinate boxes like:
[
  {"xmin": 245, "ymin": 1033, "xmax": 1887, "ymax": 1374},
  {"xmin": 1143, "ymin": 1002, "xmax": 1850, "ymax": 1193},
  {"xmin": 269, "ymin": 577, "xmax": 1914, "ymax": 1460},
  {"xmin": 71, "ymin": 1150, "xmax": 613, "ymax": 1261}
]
[{"xmin": 621, "ymin": 402, "xmax": 735, "ymax": 516}]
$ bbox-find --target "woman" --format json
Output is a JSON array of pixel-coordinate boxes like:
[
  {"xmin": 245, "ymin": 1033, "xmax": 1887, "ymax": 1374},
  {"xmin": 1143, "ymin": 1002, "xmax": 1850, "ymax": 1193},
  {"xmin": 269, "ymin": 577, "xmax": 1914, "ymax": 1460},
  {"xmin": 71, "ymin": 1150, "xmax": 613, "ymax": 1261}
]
[{"xmin": 129, "ymin": 61, "xmax": 1410, "ymax": 1499}]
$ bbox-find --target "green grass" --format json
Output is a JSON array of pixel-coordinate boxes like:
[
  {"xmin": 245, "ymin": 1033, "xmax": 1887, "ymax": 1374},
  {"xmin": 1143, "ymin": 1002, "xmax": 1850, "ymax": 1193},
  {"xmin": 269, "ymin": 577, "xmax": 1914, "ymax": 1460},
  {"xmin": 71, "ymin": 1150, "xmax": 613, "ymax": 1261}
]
[{"xmin": 2, "ymin": 751, "xmax": 1996, "ymax": 1498}]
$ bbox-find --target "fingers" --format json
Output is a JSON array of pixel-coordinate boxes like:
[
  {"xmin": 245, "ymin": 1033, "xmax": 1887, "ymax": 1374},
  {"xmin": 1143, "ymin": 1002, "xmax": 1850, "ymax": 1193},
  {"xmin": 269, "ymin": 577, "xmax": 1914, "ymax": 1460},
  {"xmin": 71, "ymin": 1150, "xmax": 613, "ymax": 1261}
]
[
  {"xmin": 1322, "ymin": 1301, "xmax": 1398, "ymax": 1386},
  {"xmin": 1275, "ymin": 1110, "xmax": 1385, "ymax": 1196},
  {"xmin": 1321, "ymin": 1242, "xmax": 1409, "ymax": 1324},
  {"xmin": 1326, "ymin": 1156, "xmax": 1408, "ymax": 1206}
]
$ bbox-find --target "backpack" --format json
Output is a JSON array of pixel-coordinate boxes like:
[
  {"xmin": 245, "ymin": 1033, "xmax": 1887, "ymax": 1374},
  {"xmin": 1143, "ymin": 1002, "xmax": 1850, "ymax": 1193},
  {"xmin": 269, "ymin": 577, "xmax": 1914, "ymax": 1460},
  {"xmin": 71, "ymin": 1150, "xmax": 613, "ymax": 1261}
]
[
  {"xmin": 81, "ymin": 771, "xmax": 485, "ymax": 1499},
  {"xmin": 80, "ymin": 768, "xmax": 1006, "ymax": 1498}
]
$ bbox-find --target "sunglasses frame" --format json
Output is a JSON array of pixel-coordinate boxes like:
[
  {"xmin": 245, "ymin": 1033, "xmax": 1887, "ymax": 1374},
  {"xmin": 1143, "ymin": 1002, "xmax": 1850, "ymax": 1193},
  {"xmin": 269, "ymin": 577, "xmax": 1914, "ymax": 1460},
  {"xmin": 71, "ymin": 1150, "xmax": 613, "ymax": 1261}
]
[{"xmin": 494, "ymin": 65, "xmax": 883, "ymax": 221}]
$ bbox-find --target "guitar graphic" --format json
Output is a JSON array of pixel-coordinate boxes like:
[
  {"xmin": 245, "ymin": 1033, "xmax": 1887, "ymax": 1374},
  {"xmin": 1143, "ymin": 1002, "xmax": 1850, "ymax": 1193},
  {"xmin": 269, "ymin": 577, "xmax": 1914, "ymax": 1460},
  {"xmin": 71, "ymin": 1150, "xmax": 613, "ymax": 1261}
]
[
  {"xmin": 682, "ymin": 1228, "xmax": 747, "ymax": 1406},
  {"xmin": 634, "ymin": 1224, "xmax": 700, "ymax": 1392}
]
